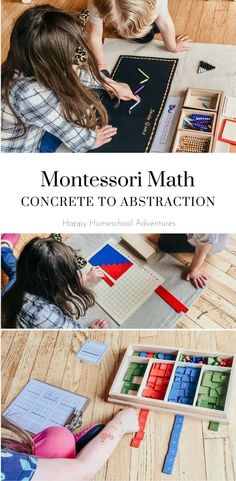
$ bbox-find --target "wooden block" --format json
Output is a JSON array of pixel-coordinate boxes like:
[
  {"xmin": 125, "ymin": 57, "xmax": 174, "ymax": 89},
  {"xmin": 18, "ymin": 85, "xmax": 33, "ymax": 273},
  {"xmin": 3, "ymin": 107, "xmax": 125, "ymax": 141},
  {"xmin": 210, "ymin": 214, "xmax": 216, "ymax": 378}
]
[{"xmin": 121, "ymin": 234, "xmax": 156, "ymax": 261}]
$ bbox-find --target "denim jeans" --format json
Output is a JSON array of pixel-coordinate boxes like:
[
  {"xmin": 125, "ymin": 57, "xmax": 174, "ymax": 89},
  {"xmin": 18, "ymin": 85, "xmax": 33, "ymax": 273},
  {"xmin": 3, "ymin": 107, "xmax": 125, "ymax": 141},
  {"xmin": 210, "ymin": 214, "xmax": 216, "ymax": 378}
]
[
  {"xmin": 1, "ymin": 246, "xmax": 17, "ymax": 297},
  {"xmin": 39, "ymin": 132, "xmax": 62, "ymax": 153}
]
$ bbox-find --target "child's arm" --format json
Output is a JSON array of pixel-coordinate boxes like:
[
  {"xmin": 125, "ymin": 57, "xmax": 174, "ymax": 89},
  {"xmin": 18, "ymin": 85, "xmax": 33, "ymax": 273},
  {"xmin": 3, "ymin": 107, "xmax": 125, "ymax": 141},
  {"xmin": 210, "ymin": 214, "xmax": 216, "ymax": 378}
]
[
  {"xmin": 20, "ymin": 84, "xmax": 117, "ymax": 152},
  {"xmin": 32, "ymin": 409, "xmax": 139, "ymax": 481},
  {"xmin": 88, "ymin": 20, "xmax": 107, "ymax": 72},
  {"xmin": 186, "ymin": 243, "xmax": 211, "ymax": 288},
  {"xmin": 79, "ymin": 65, "xmax": 139, "ymax": 102},
  {"xmin": 155, "ymin": 11, "xmax": 191, "ymax": 53}
]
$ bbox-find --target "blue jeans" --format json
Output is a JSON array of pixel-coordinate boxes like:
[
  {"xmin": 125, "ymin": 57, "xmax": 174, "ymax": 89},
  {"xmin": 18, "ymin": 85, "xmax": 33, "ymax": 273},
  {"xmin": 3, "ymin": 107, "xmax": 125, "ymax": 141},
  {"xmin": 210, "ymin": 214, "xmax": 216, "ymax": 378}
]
[
  {"xmin": 39, "ymin": 132, "xmax": 62, "ymax": 153},
  {"xmin": 1, "ymin": 246, "xmax": 17, "ymax": 297}
]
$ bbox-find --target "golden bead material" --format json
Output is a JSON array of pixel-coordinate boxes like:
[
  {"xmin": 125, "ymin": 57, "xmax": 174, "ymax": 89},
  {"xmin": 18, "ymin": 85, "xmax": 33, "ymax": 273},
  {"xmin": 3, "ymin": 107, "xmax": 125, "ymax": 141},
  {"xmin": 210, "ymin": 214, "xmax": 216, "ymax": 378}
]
[{"xmin": 177, "ymin": 135, "xmax": 210, "ymax": 152}]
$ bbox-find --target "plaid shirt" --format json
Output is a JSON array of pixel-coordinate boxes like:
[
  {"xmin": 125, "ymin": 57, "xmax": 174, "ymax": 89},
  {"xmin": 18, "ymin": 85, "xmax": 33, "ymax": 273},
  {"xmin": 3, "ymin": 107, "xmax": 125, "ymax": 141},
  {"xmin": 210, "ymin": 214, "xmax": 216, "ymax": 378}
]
[
  {"xmin": 17, "ymin": 293, "xmax": 83, "ymax": 329},
  {"xmin": 1, "ymin": 69, "xmax": 101, "ymax": 153}
]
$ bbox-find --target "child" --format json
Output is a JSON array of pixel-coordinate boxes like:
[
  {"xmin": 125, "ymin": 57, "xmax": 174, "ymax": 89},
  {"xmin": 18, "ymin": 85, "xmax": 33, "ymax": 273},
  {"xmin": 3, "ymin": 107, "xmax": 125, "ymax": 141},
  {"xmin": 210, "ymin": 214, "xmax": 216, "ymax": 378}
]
[
  {"xmin": 88, "ymin": 0, "xmax": 191, "ymax": 73},
  {"xmin": 1, "ymin": 408, "xmax": 139, "ymax": 481},
  {"xmin": 156, "ymin": 234, "xmax": 228, "ymax": 289},
  {"xmin": 1, "ymin": 234, "xmax": 19, "ymax": 297},
  {"xmin": 1, "ymin": 5, "xmax": 138, "ymax": 153},
  {"xmin": 1, "ymin": 237, "xmax": 109, "ymax": 329}
]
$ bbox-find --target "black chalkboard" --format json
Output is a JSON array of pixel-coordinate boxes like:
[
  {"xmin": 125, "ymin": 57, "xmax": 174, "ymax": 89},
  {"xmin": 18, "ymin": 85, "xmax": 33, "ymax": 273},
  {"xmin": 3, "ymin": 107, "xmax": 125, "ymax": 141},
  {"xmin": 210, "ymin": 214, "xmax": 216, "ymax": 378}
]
[{"xmin": 91, "ymin": 55, "xmax": 178, "ymax": 153}]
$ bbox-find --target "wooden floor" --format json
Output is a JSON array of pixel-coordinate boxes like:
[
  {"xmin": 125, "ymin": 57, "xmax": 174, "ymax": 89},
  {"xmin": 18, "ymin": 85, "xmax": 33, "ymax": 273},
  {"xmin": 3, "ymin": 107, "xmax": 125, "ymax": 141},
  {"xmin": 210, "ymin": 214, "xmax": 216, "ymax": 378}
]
[
  {"xmin": 2, "ymin": 0, "xmax": 236, "ymax": 61},
  {"xmin": 2, "ymin": 329, "xmax": 236, "ymax": 481},
  {"xmin": 1, "ymin": 233, "xmax": 236, "ymax": 329}
]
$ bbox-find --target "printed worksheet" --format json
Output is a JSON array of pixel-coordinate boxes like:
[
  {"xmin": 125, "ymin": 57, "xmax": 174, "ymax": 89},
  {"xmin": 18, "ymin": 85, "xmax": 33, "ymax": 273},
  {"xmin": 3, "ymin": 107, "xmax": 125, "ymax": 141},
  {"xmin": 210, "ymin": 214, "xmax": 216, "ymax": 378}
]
[{"xmin": 3, "ymin": 379, "xmax": 90, "ymax": 434}]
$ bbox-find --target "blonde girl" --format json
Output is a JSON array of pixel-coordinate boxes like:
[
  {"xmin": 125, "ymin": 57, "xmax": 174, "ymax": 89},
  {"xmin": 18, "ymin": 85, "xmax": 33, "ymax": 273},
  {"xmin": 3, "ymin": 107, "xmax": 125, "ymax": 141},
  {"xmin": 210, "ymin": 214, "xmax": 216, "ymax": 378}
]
[{"xmin": 88, "ymin": 0, "xmax": 191, "ymax": 73}]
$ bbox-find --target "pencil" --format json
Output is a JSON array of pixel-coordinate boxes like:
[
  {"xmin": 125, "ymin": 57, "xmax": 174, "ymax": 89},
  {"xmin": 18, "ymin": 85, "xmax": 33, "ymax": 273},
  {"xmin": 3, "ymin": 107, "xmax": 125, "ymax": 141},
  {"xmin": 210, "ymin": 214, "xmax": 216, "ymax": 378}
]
[{"xmin": 129, "ymin": 99, "xmax": 141, "ymax": 114}]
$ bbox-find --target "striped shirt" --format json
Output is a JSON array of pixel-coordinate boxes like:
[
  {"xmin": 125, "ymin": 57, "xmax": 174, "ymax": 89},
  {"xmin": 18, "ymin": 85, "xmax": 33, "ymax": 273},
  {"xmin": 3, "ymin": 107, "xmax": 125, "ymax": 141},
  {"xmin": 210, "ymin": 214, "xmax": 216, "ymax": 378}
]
[
  {"xmin": 17, "ymin": 293, "xmax": 83, "ymax": 329},
  {"xmin": 1, "ymin": 69, "xmax": 101, "ymax": 153}
]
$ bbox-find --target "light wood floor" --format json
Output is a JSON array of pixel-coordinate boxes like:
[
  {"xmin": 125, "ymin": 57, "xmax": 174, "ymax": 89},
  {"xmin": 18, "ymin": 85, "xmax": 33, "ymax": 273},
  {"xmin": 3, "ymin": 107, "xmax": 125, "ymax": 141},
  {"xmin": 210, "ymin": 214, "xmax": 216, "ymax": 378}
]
[
  {"xmin": 2, "ymin": 329, "xmax": 236, "ymax": 481},
  {"xmin": 1, "ymin": 233, "xmax": 236, "ymax": 329},
  {"xmin": 2, "ymin": 0, "xmax": 236, "ymax": 61}
]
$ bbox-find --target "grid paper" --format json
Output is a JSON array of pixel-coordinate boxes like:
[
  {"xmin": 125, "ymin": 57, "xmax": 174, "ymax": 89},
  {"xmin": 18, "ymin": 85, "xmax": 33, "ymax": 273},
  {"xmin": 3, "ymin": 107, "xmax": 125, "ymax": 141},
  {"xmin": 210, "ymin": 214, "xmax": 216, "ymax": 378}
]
[{"xmin": 86, "ymin": 240, "xmax": 164, "ymax": 325}]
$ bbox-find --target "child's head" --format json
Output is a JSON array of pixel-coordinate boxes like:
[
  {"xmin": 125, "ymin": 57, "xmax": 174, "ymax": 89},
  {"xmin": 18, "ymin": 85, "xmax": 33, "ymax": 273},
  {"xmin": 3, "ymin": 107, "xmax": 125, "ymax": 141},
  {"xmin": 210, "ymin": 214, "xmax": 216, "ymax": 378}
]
[
  {"xmin": 2, "ymin": 5, "xmax": 110, "ymax": 134},
  {"xmin": 93, "ymin": 0, "xmax": 159, "ymax": 38},
  {"xmin": 2, "ymin": 237, "xmax": 95, "ymax": 328},
  {"xmin": 1, "ymin": 417, "xmax": 34, "ymax": 454}
]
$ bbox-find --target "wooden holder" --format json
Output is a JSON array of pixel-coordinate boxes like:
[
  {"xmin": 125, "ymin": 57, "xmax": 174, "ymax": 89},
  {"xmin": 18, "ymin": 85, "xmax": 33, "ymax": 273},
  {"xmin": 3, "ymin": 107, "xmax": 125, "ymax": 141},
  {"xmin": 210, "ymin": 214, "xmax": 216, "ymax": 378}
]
[
  {"xmin": 177, "ymin": 108, "xmax": 217, "ymax": 135},
  {"xmin": 183, "ymin": 88, "xmax": 222, "ymax": 112},
  {"xmin": 172, "ymin": 131, "xmax": 213, "ymax": 153},
  {"xmin": 108, "ymin": 344, "xmax": 235, "ymax": 423}
]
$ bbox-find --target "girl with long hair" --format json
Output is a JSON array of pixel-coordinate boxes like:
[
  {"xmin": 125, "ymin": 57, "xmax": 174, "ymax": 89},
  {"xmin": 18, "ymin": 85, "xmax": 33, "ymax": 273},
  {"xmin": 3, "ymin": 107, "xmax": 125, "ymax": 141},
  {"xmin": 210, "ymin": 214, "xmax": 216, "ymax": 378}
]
[
  {"xmin": 1, "ymin": 409, "xmax": 139, "ymax": 481},
  {"xmin": 1, "ymin": 5, "xmax": 138, "ymax": 153},
  {"xmin": 88, "ymin": 0, "xmax": 191, "ymax": 74},
  {"xmin": 1, "ymin": 236, "xmax": 108, "ymax": 329}
]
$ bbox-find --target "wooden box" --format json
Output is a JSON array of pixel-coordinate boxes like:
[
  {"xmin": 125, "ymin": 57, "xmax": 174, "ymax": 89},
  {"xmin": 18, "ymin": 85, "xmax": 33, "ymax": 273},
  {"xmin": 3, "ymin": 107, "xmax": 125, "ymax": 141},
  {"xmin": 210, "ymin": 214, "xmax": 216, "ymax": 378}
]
[
  {"xmin": 172, "ymin": 131, "xmax": 213, "ymax": 153},
  {"xmin": 183, "ymin": 88, "xmax": 222, "ymax": 112},
  {"xmin": 108, "ymin": 344, "xmax": 235, "ymax": 423},
  {"xmin": 177, "ymin": 108, "xmax": 217, "ymax": 135},
  {"xmin": 172, "ymin": 88, "xmax": 225, "ymax": 152}
]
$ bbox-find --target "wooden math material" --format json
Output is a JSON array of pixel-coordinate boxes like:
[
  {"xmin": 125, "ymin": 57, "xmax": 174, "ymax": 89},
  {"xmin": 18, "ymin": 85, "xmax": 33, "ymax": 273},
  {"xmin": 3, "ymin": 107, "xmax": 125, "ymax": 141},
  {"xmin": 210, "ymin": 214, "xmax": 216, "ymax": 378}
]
[{"xmin": 86, "ymin": 239, "xmax": 164, "ymax": 325}]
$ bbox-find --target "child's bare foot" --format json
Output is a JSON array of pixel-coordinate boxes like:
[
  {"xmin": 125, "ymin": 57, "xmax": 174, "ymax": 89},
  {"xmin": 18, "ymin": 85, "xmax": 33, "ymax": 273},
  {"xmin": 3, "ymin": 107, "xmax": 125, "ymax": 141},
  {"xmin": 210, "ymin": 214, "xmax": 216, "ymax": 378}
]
[{"xmin": 89, "ymin": 319, "xmax": 109, "ymax": 329}]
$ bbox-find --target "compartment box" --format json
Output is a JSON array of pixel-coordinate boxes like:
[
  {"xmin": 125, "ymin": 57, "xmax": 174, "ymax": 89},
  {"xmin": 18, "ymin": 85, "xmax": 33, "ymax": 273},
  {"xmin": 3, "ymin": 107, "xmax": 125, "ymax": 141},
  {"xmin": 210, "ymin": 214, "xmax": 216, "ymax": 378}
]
[
  {"xmin": 177, "ymin": 108, "xmax": 217, "ymax": 135},
  {"xmin": 172, "ymin": 131, "xmax": 213, "ymax": 153},
  {"xmin": 183, "ymin": 88, "xmax": 222, "ymax": 112},
  {"xmin": 108, "ymin": 344, "xmax": 235, "ymax": 423}
]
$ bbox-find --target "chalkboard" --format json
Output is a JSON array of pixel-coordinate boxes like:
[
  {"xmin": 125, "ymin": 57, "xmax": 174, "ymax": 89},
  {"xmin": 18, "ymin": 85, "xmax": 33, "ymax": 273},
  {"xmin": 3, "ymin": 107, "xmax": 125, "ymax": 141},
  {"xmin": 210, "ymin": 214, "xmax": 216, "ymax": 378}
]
[{"xmin": 91, "ymin": 55, "xmax": 178, "ymax": 153}]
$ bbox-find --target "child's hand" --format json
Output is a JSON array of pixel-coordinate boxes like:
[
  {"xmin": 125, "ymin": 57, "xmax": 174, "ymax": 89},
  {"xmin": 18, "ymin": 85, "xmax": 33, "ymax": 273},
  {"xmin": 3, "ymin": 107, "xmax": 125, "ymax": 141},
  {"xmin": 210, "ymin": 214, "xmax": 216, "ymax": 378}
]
[
  {"xmin": 111, "ymin": 81, "xmax": 140, "ymax": 101},
  {"xmin": 89, "ymin": 319, "xmax": 109, "ymax": 329},
  {"xmin": 173, "ymin": 35, "xmax": 191, "ymax": 52},
  {"xmin": 93, "ymin": 125, "xmax": 117, "ymax": 149},
  {"xmin": 85, "ymin": 266, "xmax": 104, "ymax": 283},
  {"xmin": 186, "ymin": 269, "xmax": 208, "ymax": 289},
  {"xmin": 114, "ymin": 409, "xmax": 139, "ymax": 433}
]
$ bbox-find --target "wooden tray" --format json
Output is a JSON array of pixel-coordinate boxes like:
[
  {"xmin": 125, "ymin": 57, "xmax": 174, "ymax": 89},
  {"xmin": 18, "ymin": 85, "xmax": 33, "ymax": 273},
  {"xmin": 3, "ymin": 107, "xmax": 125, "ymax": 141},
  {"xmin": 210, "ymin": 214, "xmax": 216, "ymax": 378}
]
[{"xmin": 108, "ymin": 344, "xmax": 235, "ymax": 423}]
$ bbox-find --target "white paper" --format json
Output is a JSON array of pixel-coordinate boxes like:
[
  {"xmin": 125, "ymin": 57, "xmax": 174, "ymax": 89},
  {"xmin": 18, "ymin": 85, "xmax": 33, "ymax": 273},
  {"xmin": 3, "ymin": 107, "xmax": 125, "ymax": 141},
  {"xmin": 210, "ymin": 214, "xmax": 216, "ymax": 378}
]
[
  {"xmin": 76, "ymin": 340, "xmax": 109, "ymax": 364},
  {"xmin": 151, "ymin": 96, "xmax": 183, "ymax": 152},
  {"xmin": 3, "ymin": 379, "xmax": 89, "ymax": 434},
  {"xmin": 223, "ymin": 96, "xmax": 236, "ymax": 119}
]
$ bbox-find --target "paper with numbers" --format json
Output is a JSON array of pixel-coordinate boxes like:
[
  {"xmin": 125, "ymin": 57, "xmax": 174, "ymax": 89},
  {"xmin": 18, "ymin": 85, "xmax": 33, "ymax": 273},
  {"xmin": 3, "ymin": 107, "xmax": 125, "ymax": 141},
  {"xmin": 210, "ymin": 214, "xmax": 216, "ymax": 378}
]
[
  {"xmin": 3, "ymin": 379, "xmax": 90, "ymax": 434},
  {"xmin": 76, "ymin": 340, "xmax": 109, "ymax": 364}
]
